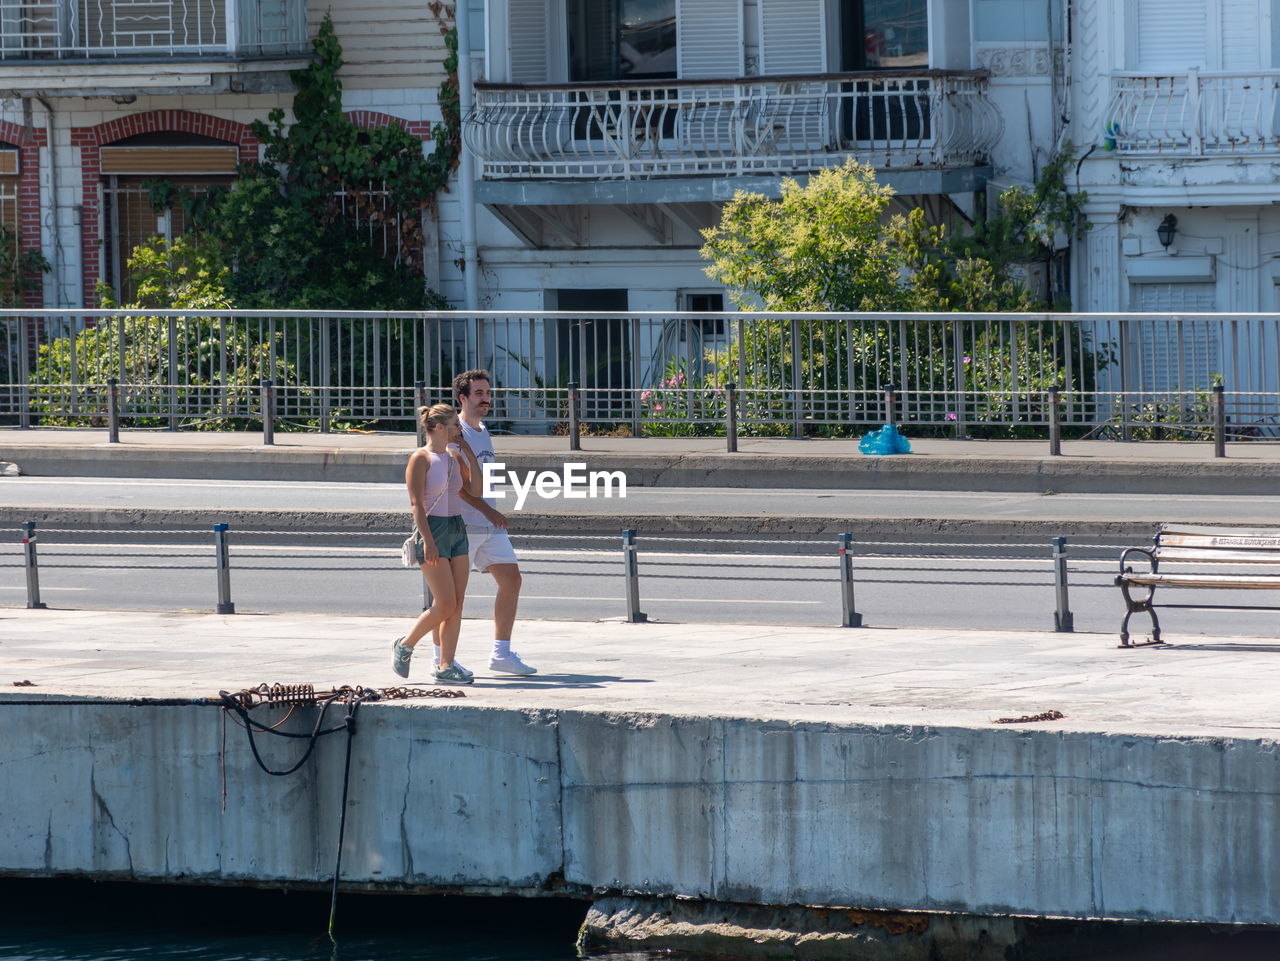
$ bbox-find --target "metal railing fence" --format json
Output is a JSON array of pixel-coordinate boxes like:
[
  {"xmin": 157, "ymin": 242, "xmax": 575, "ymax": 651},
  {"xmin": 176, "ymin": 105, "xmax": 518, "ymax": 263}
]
[
  {"xmin": 0, "ymin": 0, "xmax": 308, "ymax": 59},
  {"xmin": 5, "ymin": 309, "xmax": 1280, "ymax": 439},
  {"xmin": 466, "ymin": 71, "xmax": 1002, "ymax": 180},
  {"xmin": 1105, "ymin": 70, "xmax": 1280, "ymax": 155},
  {"xmin": 8, "ymin": 521, "xmax": 1127, "ymax": 634}
]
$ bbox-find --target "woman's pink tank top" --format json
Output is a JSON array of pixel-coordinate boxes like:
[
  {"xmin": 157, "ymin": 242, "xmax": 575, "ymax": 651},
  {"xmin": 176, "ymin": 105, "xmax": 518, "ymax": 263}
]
[{"xmin": 423, "ymin": 448, "xmax": 463, "ymax": 516}]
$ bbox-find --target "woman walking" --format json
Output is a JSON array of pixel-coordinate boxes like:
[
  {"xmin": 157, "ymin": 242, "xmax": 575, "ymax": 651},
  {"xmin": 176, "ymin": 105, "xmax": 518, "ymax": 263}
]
[{"xmin": 392, "ymin": 404, "xmax": 482, "ymax": 684}]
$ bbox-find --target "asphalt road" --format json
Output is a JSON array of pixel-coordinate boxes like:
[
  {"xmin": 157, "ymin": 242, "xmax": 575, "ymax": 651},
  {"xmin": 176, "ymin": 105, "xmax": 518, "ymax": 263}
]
[
  {"xmin": 6, "ymin": 475, "xmax": 1280, "ymax": 525},
  {"xmin": 5, "ymin": 534, "xmax": 1279, "ymax": 641}
]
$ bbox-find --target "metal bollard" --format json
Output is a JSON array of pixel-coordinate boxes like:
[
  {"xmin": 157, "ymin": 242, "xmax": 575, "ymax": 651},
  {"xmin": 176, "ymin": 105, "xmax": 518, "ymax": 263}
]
[
  {"xmin": 1051, "ymin": 536, "xmax": 1074, "ymax": 632},
  {"xmin": 107, "ymin": 377, "xmax": 120, "ymax": 444},
  {"xmin": 568, "ymin": 382, "xmax": 581, "ymax": 451},
  {"xmin": 1212, "ymin": 384, "xmax": 1226, "ymax": 458},
  {"xmin": 260, "ymin": 379, "xmax": 275, "ymax": 446},
  {"xmin": 838, "ymin": 533, "xmax": 863, "ymax": 628},
  {"xmin": 1048, "ymin": 385, "xmax": 1061, "ymax": 456},
  {"xmin": 414, "ymin": 381, "xmax": 427, "ymax": 448},
  {"xmin": 882, "ymin": 383, "xmax": 898, "ymax": 426},
  {"xmin": 725, "ymin": 381, "xmax": 738, "ymax": 453},
  {"xmin": 22, "ymin": 521, "xmax": 46, "ymax": 610},
  {"xmin": 213, "ymin": 523, "xmax": 236, "ymax": 614},
  {"xmin": 622, "ymin": 528, "xmax": 647, "ymax": 623}
]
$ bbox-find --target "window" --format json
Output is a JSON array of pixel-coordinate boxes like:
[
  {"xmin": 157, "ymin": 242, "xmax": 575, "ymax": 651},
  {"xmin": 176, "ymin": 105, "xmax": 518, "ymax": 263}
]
[
  {"xmin": 99, "ymin": 134, "xmax": 239, "ymax": 302},
  {"xmin": 1128, "ymin": 282, "xmax": 1219, "ymax": 392},
  {"xmin": 1127, "ymin": 0, "xmax": 1267, "ymax": 71},
  {"xmin": 0, "ymin": 145, "xmax": 19, "ymax": 254},
  {"xmin": 841, "ymin": 0, "xmax": 928, "ymax": 70},
  {"xmin": 567, "ymin": 0, "xmax": 676, "ymax": 81},
  {"xmin": 682, "ymin": 291, "xmax": 725, "ymax": 339}
]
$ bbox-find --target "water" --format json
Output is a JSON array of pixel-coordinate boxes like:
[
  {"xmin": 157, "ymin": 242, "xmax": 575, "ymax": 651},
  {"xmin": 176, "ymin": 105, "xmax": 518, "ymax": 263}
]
[
  {"xmin": 0, "ymin": 880, "xmax": 590, "ymax": 961},
  {"xmin": 5, "ymin": 879, "xmax": 1280, "ymax": 961}
]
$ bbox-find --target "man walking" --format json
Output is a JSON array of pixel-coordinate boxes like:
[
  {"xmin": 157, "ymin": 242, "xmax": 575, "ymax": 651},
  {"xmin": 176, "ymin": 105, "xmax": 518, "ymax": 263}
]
[{"xmin": 434, "ymin": 368, "xmax": 537, "ymax": 676}]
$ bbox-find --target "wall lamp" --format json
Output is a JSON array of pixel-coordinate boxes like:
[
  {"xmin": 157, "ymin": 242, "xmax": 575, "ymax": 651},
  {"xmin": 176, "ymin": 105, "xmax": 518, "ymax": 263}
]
[{"xmin": 1157, "ymin": 214, "xmax": 1178, "ymax": 249}]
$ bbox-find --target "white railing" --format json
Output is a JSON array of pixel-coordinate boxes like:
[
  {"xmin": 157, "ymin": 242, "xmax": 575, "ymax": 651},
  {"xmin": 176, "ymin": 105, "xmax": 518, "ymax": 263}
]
[
  {"xmin": 1104, "ymin": 70, "xmax": 1280, "ymax": 155},
  {"xmin": 0, "ymin": 0, "xmax": 307, "ymax": 59},
  {"xmin": 465, "ymin": 71, "xmax": 1003, "ymax": 180}
]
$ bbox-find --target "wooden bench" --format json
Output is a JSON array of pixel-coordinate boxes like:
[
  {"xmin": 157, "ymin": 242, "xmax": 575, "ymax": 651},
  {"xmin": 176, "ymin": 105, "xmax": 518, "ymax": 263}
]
[{"xmin": 1116, "ymin": 524, "xmax": 1280, "ymax": 646}]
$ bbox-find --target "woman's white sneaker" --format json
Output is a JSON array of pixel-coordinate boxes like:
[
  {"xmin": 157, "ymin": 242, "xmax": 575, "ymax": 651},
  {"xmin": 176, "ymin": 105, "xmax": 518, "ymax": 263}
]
[{"xmin": 488, "ymin": 652, "xmax": 537, "ymax": 675}]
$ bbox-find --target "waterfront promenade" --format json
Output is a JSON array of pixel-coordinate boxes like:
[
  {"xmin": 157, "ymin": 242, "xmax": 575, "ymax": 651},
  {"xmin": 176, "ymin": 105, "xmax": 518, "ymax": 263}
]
[
  {"xmin": 4, "ymin": 606, "xmax": 1279, "ymax": 933},
  {"xmin": 5, "ymin": 426, "xmax": 1280, "ymax": 945}
]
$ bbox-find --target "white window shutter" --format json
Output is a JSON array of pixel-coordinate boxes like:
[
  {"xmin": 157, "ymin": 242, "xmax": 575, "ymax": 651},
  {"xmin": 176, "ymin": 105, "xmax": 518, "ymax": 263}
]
[
  {"xmin": 508, "ymin": 0, "xmax": 555, "ymax": 83},
  {"xmin": 1220, "ymin": 0, "xmax": 1263, "ymax": 69},
  {"xmin": 677, "ymin": 0, "xmax": 744, "ymax": 78},
  {"xmin": 1129, "ymin": 283, "xmax": 1220, "ymax": 392},
  {"xmin": 1133, "ymin": 0, "xmax": 1208, "ymax": 70},
  {"xmin": 760, "ymin": 0, "xmax": 826, "ymax": 75}
]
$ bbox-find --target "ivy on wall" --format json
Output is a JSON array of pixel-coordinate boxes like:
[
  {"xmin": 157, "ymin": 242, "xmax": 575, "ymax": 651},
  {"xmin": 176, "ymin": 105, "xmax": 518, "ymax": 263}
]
[{"xmin": 135, "ymin": 13, "xmax": 461, "ymax": 310}]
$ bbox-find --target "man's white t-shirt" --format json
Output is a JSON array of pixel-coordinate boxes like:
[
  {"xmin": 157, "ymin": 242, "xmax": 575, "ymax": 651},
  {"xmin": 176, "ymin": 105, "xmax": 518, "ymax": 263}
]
[{"xmin": 459, "ymin": 420, "xmax": 496, "ymax": 528}]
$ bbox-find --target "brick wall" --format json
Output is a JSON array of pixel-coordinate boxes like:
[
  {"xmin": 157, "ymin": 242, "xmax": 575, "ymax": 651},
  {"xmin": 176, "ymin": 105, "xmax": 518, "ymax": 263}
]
[{"xmin": 0, "ymin": 120, "xmax": 48, "ymax": 308}]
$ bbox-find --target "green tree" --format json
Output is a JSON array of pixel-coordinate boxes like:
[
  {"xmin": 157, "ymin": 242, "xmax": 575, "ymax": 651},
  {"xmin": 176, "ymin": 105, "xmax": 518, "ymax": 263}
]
[
  {"xmin": 689, "ymin": 157, "xmax": 1106, "ymax": 438},
  {"xmin": 134, "ymin": 14, "xmax": 456, "ymax": 311}
]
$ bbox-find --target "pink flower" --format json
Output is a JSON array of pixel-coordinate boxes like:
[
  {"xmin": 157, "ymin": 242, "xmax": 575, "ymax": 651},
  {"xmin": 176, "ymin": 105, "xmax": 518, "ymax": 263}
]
[
  {"xmin": 654, "ymin": 403, "xmax": 664, "ymax": 412},
  {"xmin": 962, "ymin": 356, "xmax": 971, "ymax": 364},
  {"xmin": 640, "ymin": 390, "xmax": 652, "ymax": 402},
  {"xmin": 946, "ymin": 412, "xmax": 957, "ymax": 421}
]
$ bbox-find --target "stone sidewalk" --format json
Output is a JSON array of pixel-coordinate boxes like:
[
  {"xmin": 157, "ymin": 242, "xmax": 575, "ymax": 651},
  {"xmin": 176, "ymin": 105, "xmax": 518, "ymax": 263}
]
[{"xmin": 4, "ymin": 606, "xmax": 1278, "ymax": 740}]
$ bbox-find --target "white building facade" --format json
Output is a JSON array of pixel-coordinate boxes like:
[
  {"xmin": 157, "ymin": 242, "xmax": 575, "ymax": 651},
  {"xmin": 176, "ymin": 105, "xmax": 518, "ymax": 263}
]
[
  {"xmin": 452, "ymin": 0, "xmax": 1066, "ymax": 313},
  {"xmin": 0, "ymin": 0, "xmax": 452, "ymax": 310},
  {"xmin": 1072, "ymin": 0, "xmax": 1280, "ymax": 390}
]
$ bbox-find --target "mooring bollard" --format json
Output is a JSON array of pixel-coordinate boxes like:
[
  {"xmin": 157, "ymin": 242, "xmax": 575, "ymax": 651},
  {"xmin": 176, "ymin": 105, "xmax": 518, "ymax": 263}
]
[
  {"xmin": 568, "ymin": 382, "xmax": 581, "ymax": 452},
  {"xmin": 622, "ymin": 528, "xmax": 647, "ymax": 623},
  {"xmin": 213, "ymin": 523, "xmax": 235, "ymax": 614},
  {"xmin": 839, "ymin": 532, "xmax": 862, "ymax": 628},
  {"xmin": 725, "ymin": 381, "xmax": 738, "ymax": 453},
  {"xmin": 1212, "ymin": 384, "xmax": 1226, "ymax": 458},
  {"xmin": 1052, "ymin": 535, "xmax": 1074, "ymax": 632},
  {"xmin": 1048, "ymin": 385, "xmax": 1061, "ymax": 456},
  {"xmin": 107, "ymin": 377, "xmax": 120, "ymax": 444},
  {"xmin": 260, "ymin": 379, "xmax": 275, "ymax": 446},
  {"xmin": 414, "ymin": 380, "xmax": 427, "ymax": 448},
  {"xmin": 22, "ymin": 521, "xmax": 46, "ymax": 610}
]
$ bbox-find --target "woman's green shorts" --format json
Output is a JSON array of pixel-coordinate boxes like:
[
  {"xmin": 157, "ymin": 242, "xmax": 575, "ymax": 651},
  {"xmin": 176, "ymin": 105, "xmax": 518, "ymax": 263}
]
[{"xmin": 415, "ymin": 514, "xmax": 469, "ymax": 561}]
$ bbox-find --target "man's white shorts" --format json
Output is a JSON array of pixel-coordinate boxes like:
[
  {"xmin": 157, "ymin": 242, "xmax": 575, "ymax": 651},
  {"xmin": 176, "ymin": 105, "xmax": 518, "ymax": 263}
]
[{"xmin": 466, "ymin": 526, "xmax": 519, "ymax": 572}]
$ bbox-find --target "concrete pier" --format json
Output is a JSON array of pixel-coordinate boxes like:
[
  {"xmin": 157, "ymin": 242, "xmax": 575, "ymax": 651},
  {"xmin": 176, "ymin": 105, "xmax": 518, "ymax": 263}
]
[{"xmin": 3, "ymin": 608, "xmax": 1279, "ymax": 928}]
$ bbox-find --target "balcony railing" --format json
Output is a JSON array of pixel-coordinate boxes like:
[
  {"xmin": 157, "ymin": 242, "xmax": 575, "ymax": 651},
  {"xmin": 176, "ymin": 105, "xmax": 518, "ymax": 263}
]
[
  {"xmin": 0, "ymin": 0, "xmax": 307, "ymax": 59},
  {"xmin": 465, "ymin": 71, "xmax": 1003, "ymax": 181},
  {"xmin": 1104, "ymin": 70, "xmax": 1280, "ymax": 155}
]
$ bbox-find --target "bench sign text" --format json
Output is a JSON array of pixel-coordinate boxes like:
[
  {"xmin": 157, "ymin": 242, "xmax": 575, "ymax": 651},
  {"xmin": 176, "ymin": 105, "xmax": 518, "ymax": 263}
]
[{"xmin": 482, "ymin": 462, "xmax": 627, "ymax": 510}]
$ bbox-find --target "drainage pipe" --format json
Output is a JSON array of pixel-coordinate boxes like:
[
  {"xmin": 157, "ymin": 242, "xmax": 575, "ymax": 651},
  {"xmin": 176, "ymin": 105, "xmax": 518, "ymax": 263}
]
[
  {"xmin": 34, "ymin": 96, "xmax": 63, "ymax": 307},
  {"xmin": 454, "ymin": 0, "xmax": 480, "ymax": 320}
]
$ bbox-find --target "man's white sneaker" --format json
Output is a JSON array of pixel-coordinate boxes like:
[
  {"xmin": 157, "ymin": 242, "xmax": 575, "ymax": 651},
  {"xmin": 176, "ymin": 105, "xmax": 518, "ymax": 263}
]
[{"xmin": 488, "ymin": 652, "xmax": 537, "ymax": 675}]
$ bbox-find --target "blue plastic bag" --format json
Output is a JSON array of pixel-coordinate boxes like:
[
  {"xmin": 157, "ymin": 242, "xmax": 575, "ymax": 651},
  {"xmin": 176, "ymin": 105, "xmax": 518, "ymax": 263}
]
[{"xmin": 858, "ymin": 423, "xmax": 911, "ymax": 455}]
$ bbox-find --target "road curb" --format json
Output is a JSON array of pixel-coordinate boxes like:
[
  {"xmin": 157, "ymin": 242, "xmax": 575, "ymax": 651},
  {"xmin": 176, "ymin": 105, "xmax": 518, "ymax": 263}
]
[
  {"xmin": 6, "ymin": 442, "xmax": 1280, "ymax": 494},
  {"xmin": 0, "ymin": 504, "xmax": 1165, "ymax": 543}
]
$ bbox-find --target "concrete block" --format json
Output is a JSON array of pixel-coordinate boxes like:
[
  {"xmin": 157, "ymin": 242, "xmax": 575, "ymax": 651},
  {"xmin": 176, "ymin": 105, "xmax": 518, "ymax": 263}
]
[{"xmin": 560, "ymin": 712, "xmax": 725, "ymax": 897}]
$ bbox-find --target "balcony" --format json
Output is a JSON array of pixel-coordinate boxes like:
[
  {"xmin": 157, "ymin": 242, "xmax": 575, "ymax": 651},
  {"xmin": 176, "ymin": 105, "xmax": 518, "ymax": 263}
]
[
  {"xmin": 0, "ymin": 0, "xmax": 308, "ymax": 93},
  {"xmin": 465, "ymin": 71, "xmax": 1002, "ymax": 183},
  {"xmin": 1104, "ymin": 70, "xmax": 1280, "ymax": 156}
]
